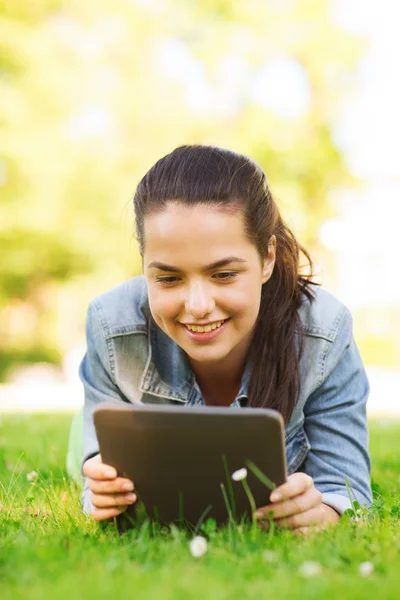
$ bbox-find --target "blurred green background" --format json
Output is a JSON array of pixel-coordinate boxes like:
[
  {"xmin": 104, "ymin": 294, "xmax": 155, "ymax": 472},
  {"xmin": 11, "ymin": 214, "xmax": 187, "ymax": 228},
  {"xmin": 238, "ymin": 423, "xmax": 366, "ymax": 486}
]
[{"xmin": 1, "ymin": 0, "xmax": 399, "ymax": 408}]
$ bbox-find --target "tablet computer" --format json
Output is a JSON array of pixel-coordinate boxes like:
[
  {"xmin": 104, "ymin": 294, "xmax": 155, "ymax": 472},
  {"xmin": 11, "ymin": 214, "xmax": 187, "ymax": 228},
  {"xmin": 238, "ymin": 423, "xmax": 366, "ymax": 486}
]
[{"xmin": 93, "ymin": 403, "xmax": 287, "ymax": 531}]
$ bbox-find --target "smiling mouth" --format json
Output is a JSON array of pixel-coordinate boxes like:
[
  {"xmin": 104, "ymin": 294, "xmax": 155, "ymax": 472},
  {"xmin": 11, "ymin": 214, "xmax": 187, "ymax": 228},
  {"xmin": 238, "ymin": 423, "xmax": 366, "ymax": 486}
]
[{"xmin": 183, "ymin": 318, "xmax": 229, "ymax": 333}]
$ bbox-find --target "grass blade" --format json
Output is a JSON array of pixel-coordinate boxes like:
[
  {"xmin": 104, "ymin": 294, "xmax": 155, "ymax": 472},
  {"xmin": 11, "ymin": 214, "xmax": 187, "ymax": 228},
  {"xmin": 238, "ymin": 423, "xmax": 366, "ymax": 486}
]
[{"xmin": 245, "ymin": 460, "xmax": 276, "ymax": 490}]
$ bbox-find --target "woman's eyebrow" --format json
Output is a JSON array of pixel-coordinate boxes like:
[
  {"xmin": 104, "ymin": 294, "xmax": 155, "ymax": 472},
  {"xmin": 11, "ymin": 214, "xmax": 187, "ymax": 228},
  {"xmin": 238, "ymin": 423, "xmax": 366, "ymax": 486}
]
[{"xmin": 147, "ymin": 256, "xmax": 247, "ymax": 272}]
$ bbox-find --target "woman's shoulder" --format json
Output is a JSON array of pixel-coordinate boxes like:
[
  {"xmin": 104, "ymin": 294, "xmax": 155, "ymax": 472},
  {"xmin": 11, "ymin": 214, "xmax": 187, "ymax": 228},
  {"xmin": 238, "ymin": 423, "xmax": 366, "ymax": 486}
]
[
  {"xmin": 298, "ymin": 283, "xmax": 350, "ymax": 343},
  {"xmin": 89, "ymin": 275, "xmax": 150, "ymax": 335}
]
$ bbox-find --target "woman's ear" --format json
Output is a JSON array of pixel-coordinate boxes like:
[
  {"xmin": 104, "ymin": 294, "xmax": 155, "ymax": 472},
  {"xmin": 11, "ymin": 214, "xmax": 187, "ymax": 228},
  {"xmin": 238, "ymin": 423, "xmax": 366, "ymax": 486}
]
[{"xmin": 262, "ymin": 235, "xmax": 276, "ymax": 284}]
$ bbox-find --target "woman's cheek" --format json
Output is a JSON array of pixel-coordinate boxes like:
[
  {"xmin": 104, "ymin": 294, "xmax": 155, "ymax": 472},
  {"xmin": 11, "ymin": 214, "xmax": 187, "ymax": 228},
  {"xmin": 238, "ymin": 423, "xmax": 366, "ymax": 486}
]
[{"xmin": 149, "ymin": 297, "xmax": 178, "ymax": 329}]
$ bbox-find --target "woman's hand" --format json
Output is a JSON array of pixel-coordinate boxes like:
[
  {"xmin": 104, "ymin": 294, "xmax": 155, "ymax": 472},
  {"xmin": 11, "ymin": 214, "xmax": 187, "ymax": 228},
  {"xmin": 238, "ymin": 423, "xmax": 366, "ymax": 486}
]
[
  {"xmin": 83, "ymin": 454, "xmax": 137, "ymax": 522},
  {"xmin": 254, "ymin": 473, "xmax": 340, "ymax": 535}
]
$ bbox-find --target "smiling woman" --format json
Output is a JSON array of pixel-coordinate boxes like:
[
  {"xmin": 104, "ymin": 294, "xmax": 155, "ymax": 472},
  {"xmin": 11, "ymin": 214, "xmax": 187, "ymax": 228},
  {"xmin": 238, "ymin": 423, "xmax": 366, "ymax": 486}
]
[{"xmin": 72, "ymin": 145, "xmax": 371, "ymax": 532}]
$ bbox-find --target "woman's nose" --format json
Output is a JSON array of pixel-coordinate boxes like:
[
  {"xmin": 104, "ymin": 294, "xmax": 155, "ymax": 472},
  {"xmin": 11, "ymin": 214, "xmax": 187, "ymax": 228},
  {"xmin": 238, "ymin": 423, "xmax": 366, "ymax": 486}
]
[{"xmin": 184, "ymin": 282, "xmax": 215, "ymax": 318}]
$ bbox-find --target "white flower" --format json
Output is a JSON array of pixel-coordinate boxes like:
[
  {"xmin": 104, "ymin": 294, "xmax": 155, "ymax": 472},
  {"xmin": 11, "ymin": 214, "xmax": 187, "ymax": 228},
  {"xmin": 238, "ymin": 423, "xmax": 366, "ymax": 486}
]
[
  {"xmin": 299, "ymin": 561, "xmax": 322, "ymax": 578},
  {"xmin": 359, "ymin": 562, "xmax": 374, "ymax": 576},
  {"xmin": 231, "ymin": 468, "xmax": 247, "ymax": 482},
  {"xmin": 27, "ymin": 471, "xmax": 39, "ymax": 482},
  {"xmin": 189, "ymin": 536, "xmax": 208, "ymax": 558}
]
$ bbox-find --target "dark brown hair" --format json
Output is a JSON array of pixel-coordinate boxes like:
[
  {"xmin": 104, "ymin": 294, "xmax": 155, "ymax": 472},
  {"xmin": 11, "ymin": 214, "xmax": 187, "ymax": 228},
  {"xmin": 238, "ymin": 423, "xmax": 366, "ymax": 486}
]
[{"xmin": 133, "ymin": 145, "xmax": 317, "ymax": 422}]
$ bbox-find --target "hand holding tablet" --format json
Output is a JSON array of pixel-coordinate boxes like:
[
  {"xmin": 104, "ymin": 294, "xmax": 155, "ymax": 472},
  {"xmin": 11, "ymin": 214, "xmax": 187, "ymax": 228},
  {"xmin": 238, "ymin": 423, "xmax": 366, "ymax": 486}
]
[
  {"xmin": 83, "ymin": 454, "xmax": 137, "ymax": 522},
  {"xmin": 92, "ymin": 404, "xmax": 287, "ymax": 530}
]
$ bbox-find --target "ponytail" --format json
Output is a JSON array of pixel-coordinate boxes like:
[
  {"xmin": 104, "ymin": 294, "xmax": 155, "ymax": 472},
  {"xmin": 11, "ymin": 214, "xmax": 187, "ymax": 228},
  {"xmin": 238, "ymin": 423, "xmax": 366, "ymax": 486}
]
[{"xmin": 247, "ymin": 215, "xmax": 317, "ymax": 422}]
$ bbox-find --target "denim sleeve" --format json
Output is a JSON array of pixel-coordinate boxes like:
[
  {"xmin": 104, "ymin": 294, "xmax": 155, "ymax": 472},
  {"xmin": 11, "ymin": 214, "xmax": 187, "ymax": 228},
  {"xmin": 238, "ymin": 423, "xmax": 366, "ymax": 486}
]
[
  {"xmin": 302, "ymin": 308, "xmax": 372, "ymax": 515},
  {"xmin": 79, "ymin": 302, "xmax": 131, "ymax": 514}
]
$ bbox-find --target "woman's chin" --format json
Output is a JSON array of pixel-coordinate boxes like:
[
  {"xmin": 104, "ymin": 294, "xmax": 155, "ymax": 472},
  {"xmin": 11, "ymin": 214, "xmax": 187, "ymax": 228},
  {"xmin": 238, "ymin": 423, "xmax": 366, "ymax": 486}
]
[{"xmin": 183, "ymin": 345, "xmax": 231, "ymax": 363}]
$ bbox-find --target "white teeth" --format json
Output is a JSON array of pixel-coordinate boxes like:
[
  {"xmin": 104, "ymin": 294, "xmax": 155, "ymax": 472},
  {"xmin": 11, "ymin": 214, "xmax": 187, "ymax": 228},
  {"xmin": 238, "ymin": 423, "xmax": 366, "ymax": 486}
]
[{"xmin": 186, "ymin": 320, "xmax": 225, "ymax": 333}]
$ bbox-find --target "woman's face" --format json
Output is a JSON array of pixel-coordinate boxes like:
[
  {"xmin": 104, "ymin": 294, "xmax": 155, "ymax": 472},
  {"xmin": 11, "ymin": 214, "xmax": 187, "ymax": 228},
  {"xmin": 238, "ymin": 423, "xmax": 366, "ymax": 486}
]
[{"xmin": 143, "ymin": 202, "xmax": 276, "ymax": 365}]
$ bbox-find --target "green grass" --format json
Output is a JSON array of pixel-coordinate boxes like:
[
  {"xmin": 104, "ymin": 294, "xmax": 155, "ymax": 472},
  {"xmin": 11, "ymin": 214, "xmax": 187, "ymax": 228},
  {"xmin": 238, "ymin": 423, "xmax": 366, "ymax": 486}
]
[{"xmin": 1, "ymin": 413, "xmax": 400, "ymax": 599}]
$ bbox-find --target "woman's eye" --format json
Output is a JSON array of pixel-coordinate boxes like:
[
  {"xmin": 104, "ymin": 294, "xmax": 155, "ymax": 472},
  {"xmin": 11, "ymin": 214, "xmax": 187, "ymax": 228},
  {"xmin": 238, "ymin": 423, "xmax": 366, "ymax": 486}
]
[
  {"xmin": 213, "ymin": 272, "xmax": 237, "ymax": 281},
  {"xmin": 155, "ymin": 277, "xmax": 179, "ymax": 285}
]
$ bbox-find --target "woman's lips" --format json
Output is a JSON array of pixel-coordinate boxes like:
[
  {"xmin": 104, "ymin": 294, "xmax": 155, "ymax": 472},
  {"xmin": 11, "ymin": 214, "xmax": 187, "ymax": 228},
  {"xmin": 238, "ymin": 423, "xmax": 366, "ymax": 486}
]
[{"xmin": 181, "ymin": 318, "xmax": 230, "ymax": 342}]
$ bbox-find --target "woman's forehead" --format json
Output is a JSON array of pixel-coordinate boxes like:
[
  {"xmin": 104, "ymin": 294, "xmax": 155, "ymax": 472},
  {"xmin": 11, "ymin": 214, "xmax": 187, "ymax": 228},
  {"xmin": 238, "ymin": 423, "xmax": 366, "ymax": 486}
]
[{"xmin": 143, "ymin": 205, "xmax": 248, "ymax": 248}]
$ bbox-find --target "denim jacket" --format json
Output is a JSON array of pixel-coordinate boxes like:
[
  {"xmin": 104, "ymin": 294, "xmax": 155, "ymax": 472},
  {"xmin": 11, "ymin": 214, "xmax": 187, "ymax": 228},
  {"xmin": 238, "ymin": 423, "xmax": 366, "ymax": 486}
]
[{"xmin": 80, "ymin": 275, "xmax": 372, "ymax": 515}]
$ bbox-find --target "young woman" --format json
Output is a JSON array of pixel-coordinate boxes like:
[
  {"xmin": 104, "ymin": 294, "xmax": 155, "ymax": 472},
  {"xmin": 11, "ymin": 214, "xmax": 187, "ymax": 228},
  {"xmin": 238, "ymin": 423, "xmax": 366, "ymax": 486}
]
[{"xmin": 77, "ymin": 145, "xmax": 371, "ymax": 534}]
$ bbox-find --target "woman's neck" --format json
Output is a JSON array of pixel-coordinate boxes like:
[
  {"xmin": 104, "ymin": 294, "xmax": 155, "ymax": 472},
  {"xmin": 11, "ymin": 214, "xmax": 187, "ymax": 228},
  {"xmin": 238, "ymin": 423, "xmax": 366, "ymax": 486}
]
[{"xmin": 188, "ymin": 336, "xmax": 251, "ymax": 399}]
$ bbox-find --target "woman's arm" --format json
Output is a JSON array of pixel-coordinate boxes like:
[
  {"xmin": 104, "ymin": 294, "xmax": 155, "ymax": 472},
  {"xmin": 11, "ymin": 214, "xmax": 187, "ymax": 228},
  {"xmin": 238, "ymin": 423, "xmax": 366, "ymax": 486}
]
[
  {"xmin": 79, "ymin": 302, "xmax": 135, "ymax": 516},
  {"xmin": 301, "ymin": 307, "xmax": 371, "ymax": 512},
  {"xmin": 255, "ymin": 307, "xmax": 371, "ymax": 533},
  {"xmin": 79, "ymin": 302, "xmax": 132, "ymax": 468}
]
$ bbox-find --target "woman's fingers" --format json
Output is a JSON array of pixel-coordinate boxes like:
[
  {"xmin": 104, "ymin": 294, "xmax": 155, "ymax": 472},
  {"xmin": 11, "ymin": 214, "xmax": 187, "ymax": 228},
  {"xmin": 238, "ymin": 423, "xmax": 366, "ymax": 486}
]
[
  {"xmin": 91, "ymin": 506, "xmax": 129, "ymax": 522},
  {"xmin": 269, "ymin": 473, "xmax": 314, "ymax": 503},
  {"xmin": 255, "ymin": 473, "xmax": 340, "ymax": 533},
  {"xmin": 90, "ymin": 477, "xmax": 134, "ymax": 495},
  {"xmin": 83, "ymin": 454, "xmax": 117, "ymax": 480},
  {"xmin": 258, "ymin": 487, "xmax": 322, "ymax": 520},
  {"xmin": 255, "ymin": 474, "xmax": 318, "ymax": 521},
  {"xmin": 82, "ymin": 455, "xmax": 137, "ymax": 522},
  {"xmin": 91, "ymin": 492, "xmax": 137, "ymax": 509}
]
